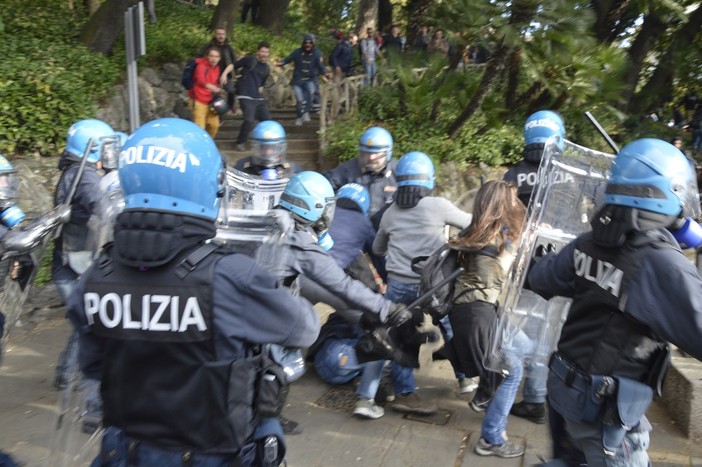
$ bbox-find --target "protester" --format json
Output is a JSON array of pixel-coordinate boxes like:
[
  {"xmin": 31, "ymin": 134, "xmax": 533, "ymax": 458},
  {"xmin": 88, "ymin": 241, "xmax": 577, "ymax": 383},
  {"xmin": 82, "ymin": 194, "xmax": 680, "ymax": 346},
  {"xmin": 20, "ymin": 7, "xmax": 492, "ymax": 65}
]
[
  {"xmin": 198, "ymin": 27, "xmax": 237, "ymax": 116},
  {"xmin": 189, "ymin": 46, "xmax": 224, "ymax": 138},
  {"xmin": 278, "ymin": 34, "xmax": 329, "ymax": 126},
  {"xmin": 447, "ymin": 180, "xmax": 527, "ymax": 458},
  {"xmin": 234, "ymin": 41, "xmax": 272, "ymax": 152}
]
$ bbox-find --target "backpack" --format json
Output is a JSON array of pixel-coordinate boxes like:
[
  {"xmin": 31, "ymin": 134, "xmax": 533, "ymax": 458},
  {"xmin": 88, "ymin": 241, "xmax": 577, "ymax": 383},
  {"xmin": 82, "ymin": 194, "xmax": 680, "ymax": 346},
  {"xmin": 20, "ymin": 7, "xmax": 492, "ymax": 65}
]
[
  {"xmin": 411, "ymin": 234, "xmax": 498, "ymax": 318},
  {"xmin": 181, "ymin": 58, "xmax": 197, "ymax": 90}
]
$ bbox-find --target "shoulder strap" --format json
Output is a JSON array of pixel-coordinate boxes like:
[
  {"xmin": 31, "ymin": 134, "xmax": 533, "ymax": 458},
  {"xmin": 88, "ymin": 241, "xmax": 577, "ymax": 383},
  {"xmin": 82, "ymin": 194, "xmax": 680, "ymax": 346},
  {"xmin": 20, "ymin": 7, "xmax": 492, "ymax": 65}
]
[{"xmin": 175, "ymin": 242, "xmax": 220, "ymax": 280}]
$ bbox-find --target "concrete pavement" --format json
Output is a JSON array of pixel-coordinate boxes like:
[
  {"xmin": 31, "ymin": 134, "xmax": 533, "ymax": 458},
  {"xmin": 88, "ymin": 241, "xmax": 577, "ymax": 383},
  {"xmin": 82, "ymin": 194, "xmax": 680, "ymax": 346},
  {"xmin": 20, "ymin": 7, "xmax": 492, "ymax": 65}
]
[{"xmin": 2, "ymin": 291, "xmax": 702, "ymax": 466}]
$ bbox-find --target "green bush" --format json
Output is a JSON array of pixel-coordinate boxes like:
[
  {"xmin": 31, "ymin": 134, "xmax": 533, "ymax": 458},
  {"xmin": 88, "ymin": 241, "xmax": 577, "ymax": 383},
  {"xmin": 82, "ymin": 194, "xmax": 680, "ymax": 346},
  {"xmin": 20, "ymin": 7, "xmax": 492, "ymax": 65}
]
[{"xmin": 0, "ymin": 0, "xmax": 121, "ymax": 155}]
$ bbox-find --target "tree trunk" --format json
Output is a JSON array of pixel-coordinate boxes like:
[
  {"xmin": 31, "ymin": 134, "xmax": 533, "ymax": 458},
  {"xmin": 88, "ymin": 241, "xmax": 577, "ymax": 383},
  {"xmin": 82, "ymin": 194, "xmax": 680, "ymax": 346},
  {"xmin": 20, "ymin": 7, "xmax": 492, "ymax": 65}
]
[
  {"xmin": 210, "ymin": 0, "xmax": 239, "ymax": 32},
  {"xmin": 504, "ymin": 48, "xmax": 521, "ymax": 109},
  {"xmin": 80, "ymin": 0, "xmax": 138, "ymax": 55},
  {"xmin": 355, "ymin": 0, "xmax": 378, "ymax": 35},
  {"xmin": 378, "ymin": 0, "xmax": 392, "ymax": 34},
  {"xmin": 448, "ymin": 43, "xmax": 508, "ymax": 139},
  {"xmin": 85, "ymin": 0, "xmax": 100, "ymax": 14},
  {"xmin": 591, "ymin": 0, "xmax": 636, "ymax": 43},
  {"xmin": 256, "ymin": 0, "xmax": 289, "ymax": 32},
  {"xmin": 619, "ymin": 10, "xmax": 666, "ymax": 110},
  {"xmin": 405, "ymin": 0, "xmax": 432, "ymax": 45}
]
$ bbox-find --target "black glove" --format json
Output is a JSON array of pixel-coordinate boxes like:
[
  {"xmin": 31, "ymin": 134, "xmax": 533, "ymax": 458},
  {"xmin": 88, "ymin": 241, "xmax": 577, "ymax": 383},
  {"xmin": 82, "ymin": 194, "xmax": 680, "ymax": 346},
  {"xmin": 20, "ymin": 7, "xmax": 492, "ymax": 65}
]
[
  {"xmin": 534, "ymin": 243, "xmax": 557, "ymax": 258},
  {"xmin": 359, "ymin": 312, "xmax": 381, "ymax": 331},
  {"xmin": 384, "ymin": 302, "xmax": 413, "ymax": 328}
]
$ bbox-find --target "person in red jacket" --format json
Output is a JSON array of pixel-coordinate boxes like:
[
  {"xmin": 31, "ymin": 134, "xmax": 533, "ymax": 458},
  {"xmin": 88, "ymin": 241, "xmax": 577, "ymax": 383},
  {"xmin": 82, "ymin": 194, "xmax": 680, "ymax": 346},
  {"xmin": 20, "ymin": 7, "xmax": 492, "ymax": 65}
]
[{"xmin": 189, "ymin": 47, "xmax": 223, "ymax": 138}]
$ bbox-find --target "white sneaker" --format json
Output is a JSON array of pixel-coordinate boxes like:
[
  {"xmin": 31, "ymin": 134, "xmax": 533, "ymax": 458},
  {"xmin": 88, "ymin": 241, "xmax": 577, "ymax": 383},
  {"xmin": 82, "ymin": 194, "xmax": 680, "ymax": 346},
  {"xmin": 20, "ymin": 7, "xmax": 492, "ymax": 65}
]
[
  {"xmin": 459, "ymin": 378, "xmax": 478, "ymax": 394},
  {"xmin": 353, "ymin": 398, "xmax": 384, "ymax": 419},
  {"xmin": 302, "ymin": 112, "xmax": 311, "ymax": 122},
  {"xmin": 295, "ymin": 118, "xmax": 303, "ymax": 126}
]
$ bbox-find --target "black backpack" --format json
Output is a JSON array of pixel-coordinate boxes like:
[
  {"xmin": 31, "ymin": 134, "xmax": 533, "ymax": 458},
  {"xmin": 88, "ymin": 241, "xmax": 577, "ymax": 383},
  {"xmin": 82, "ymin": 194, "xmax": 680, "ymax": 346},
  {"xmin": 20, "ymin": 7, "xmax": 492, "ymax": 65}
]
[
  {"xmin": 411, "ymin": 235, "xmax": 498, "ymax": 319},
  {"xmin": 181, "ymin": 58, "xmax": 197, "ymax": 90}
]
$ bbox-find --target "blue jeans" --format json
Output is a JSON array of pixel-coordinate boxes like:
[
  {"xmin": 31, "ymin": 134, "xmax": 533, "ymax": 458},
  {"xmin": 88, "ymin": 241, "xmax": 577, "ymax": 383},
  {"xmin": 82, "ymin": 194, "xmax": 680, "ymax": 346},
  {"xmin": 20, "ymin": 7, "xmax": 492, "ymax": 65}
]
[
  {"xmin": 385, "ymin": 279, "xmax": 420, "ymax": 395},
  {"xmin": 313, "ymin": 338, "xmax": 385, "ymax": 400},
  {"xmin": 522, "ymin": 361, "xmax": 548, "ymax": 403},
  {"xmin": 363, "ymin": 59, "xmax": 377, "ymax": 86},
  {"xmin": 481, "ymin": 328, "xmax": 530, "ymax": 445},
  {"xmin": 292, "ymin": 81, "xmax": 316, "ymax": 118}
]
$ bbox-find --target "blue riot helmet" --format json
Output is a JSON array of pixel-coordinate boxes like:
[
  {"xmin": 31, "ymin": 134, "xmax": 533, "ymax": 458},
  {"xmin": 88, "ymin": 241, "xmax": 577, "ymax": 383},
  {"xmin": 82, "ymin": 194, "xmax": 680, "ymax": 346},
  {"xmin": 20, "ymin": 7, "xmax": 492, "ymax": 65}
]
[
  {"xmin": 252, "ymin": 120, "xmax": 287, "ymax": 169},
  {"xmin": 396, "ymin": 151, "xmax": 435, "ymax": 190},
  {"xmin": 119, "ymin": 118, "xmax": 225, "ymax": 220},
  {"xmin": 523, "ymin": 110, "xmax": 565, "ymax": 163},
  {"xmin": 605, "ymin": 138, "xmax": 702, "ymax": 248},
  {"xmin": 279, "ymin": 171, "xmax": 336, "ymax": 238},
  {"xmin": 0, "ymin": 155, "xmax": 25, "ymax": 228},
  {"xmin": 524, "ymin": 111, "xmax": 565, "ymax": 145},
  {"xmin": 65, "ymin": 119, "xmax": 117, "ymax": 164},
  {"xmin": 102, "ymin": 131, "xmax": 129, "ymax": 172},
  {"xmin": 359, "ymin": 127, "xmax": 393, "ymax": 173},
  {"xmin": 337, "ymin": 183, "xmax": 370, "ymax": 216}
]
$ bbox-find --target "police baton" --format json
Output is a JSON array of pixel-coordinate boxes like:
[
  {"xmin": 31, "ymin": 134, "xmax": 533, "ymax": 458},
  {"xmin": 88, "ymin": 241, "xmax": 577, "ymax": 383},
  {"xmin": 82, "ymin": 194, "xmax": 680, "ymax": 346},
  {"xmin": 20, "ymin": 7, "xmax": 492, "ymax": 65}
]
[
  {"xmin": 584, "ymin": 111, "xmax": 619, "ymax": 154},
  {"xmin": 53, "ymin": 137, "xmax": 95, "ymax": 240},
  {"xmin": 406, "ymin": 266, "xmax": 465, "ymax": 312}
]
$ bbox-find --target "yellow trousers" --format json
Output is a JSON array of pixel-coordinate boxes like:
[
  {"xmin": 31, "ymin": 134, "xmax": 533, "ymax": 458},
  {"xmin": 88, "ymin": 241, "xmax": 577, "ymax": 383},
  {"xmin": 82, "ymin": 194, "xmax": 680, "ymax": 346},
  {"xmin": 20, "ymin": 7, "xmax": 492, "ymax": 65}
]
[{"xmin": 190, "ymin": 99, "xmax": 220, "ymax": 139}]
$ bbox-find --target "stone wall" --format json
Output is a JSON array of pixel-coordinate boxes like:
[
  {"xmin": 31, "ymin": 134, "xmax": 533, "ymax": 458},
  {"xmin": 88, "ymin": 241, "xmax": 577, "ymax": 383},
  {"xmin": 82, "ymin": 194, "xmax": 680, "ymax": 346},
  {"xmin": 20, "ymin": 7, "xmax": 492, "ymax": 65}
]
[{"xmin": 95, "ymin": 63, "xmax": 295, "ymax": 132}]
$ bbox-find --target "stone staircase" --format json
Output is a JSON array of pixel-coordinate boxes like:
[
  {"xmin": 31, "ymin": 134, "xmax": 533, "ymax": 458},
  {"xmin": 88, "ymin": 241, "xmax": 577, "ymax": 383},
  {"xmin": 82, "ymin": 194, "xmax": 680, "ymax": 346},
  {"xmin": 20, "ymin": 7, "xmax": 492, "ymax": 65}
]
[{"xmin": 215, "ymin": 106, "xmax": 337, "ymax": 172}]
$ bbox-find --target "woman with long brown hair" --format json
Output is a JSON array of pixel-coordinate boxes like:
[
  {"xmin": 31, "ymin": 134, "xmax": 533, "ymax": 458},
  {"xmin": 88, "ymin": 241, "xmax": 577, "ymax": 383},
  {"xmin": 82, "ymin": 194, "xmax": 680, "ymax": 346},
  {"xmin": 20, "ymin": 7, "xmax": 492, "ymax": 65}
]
[{"xmin": 447, "ymin": 180, "xmax": 527, "ymax": 458}]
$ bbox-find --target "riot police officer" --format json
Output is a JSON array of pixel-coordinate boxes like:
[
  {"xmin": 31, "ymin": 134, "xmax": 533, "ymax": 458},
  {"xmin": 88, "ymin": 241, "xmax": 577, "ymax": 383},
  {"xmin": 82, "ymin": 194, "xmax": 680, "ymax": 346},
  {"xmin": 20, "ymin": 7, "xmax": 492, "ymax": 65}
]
[
  {"xmin": 527, "ymin": 138, "xmax": 702, "ymax": 466},
  {"xmin": 504, "ymin": 110, "xmax": 566, "ymax": 424},
  {"xmin": 503, "ymin": 110, "xmax": 566, "ymax": 207},
  {"xmin": 67, "ymin": 118, "xmax": 319, "ymax": 466},
  {"xmin": 52, "ymin": 118, "xmax": 119, "ymax": 389},
  {"xmin": 234, "ymin": 120, "xmax": 302, "ymax": 179},
  {"xmin": 325, "ymin": 126, "xmax": 397, "ymax": 229}
]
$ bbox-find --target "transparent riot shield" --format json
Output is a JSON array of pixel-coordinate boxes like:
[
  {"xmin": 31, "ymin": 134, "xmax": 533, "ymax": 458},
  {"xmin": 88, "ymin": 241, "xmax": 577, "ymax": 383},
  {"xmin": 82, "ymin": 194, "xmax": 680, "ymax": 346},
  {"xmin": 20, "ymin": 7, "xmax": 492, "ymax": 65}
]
[
  {"xmin": 45, "ymin": 172, "xmax": 125, "ymax": 467},
  {"xmin": 95, "ymin": 171, "xmax": 124, "ymax": 249},
  {"xmin": 486, "ymin": 137, "xmax": 616, "ymax": 376},
  {"xmin": 226, "ymin": 167, "xmax": 290, "ymax": 211},
  {"xmin": 46, "ymin": 373, "xmax": 103, "ymax": 467},
  {"xmin": 0, "ymin": 160, "xmax": 54, "ymax": 346}
]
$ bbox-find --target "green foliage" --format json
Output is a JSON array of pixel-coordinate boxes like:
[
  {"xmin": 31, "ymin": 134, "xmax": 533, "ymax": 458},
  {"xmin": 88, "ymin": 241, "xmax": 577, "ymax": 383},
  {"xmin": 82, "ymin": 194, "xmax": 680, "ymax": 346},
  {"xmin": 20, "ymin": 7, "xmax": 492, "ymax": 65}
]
[{"xmin": 0, "ymin": 7, "xmax": 121, "ymax": 155}]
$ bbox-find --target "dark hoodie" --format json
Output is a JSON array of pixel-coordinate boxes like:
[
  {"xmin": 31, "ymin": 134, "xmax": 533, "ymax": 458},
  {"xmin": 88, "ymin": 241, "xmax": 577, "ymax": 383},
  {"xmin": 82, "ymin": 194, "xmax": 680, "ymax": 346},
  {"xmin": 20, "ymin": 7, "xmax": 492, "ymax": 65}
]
[{"xmin": 280, "ymin": 34, "xmax": 326, "ymax": 86}]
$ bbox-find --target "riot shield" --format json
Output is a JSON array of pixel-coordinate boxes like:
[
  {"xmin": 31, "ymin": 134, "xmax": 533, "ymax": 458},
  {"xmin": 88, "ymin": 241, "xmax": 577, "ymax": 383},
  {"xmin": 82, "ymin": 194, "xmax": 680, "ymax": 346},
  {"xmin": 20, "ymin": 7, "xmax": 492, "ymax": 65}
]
[
  {"xmin": 0, "ymin": 160, "xmax": 54, "ymax": 346},
  {"xmin": 219, "ymin": 167, "xmax": 293, "ymax": 277},
  {"xmin": 46, "ymin": 371, "xmax": 103, "ymax": 467},
  {"xmin": 95, "ymin": 171, "xmax": 124, "ymax": 249},
  {"xmin": 226, "ymin": 167, "xmax": 290, "ymax": 211},
  {"xmin": 485, "ymin": 137, "xmax": 616, "ymax": 375}
]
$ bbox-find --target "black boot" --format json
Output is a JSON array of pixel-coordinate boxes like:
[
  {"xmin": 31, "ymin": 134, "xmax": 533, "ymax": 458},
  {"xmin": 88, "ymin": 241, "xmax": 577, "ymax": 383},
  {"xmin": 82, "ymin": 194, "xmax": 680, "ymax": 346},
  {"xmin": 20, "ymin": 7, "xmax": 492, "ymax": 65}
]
[{"xmin": 510, "ymin": 401, "xmax": 546, "ymax": 424}]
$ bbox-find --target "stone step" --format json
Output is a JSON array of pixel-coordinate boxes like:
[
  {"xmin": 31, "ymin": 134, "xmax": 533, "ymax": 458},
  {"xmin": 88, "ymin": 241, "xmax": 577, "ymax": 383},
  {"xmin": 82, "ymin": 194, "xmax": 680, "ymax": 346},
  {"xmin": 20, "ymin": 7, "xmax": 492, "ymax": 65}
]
[
  {"xmin": 216, "ymin": 138, "xmax": 320, "ymax": 152},
  {"xmin": 216, "ymin": 106, "xmax": 326, "ymax": 172},
  {"xmin": 221, "ymin": 151, "xmax": 320, "ymax": 172}
]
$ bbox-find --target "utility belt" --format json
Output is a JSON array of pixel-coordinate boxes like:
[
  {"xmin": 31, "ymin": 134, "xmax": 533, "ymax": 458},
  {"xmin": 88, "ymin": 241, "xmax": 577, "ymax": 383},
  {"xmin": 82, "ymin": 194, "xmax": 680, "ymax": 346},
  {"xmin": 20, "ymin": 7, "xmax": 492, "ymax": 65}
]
[
  {"xmin": 548, "ymin": 352, "xmax": 654, "ymax": 455},
  {"xmin": 96, "ymin": 425, "xmax": 283, "ymax": 467}
]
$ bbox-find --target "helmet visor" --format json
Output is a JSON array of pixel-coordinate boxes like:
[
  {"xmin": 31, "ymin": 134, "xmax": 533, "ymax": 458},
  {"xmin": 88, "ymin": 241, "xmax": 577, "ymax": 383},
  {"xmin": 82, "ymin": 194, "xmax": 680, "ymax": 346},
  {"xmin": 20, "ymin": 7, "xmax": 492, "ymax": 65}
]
[
  {"xmin": 253, "ymin": 141, "xmax": 287, "ymax": 168},
  {"xmin": 0, "ymin": 172, "xmax": 20, "ymax": 203},
  {"xmin": 360, "ymin": 149, "xmax": 388, "ymax": 173},
  {"xmin": 676, "ymin": 170, "xmax": 702, "ymax": 219},
  {"xmin": 101, "ymin": 139, "xmax": 120, "ymax": 170},
  {"xmin": 319, "ymin": 198, "xmax": 336, "ymax": 230}
]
